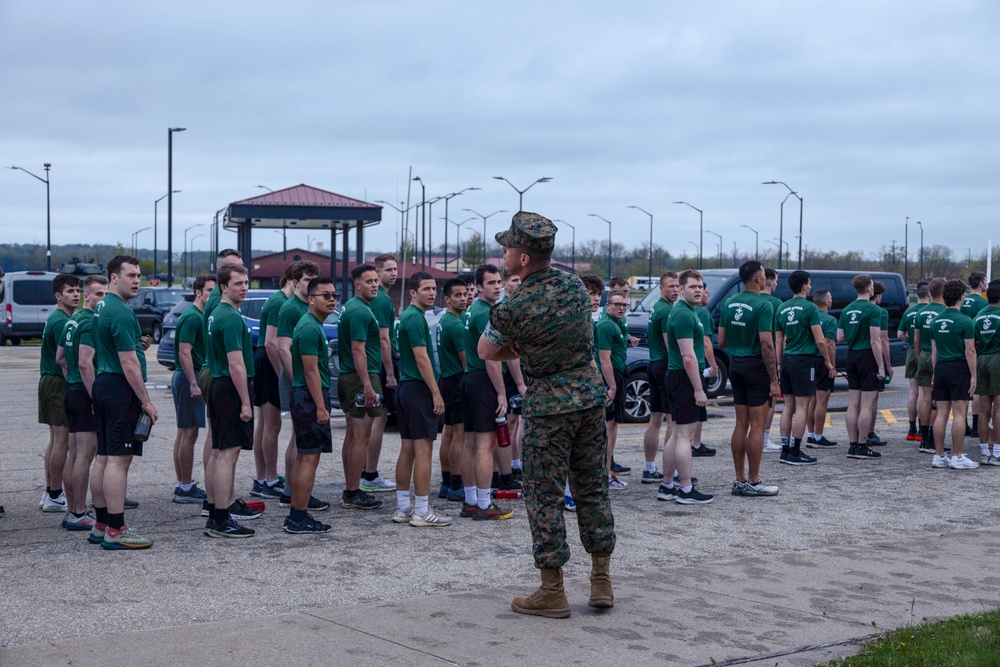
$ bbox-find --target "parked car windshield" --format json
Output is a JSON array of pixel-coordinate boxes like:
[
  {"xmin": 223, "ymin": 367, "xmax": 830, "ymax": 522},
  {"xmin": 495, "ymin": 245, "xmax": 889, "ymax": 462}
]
[
  {"xmin": 634, "ymin": 274, "xmax": 732, "ymax": 312},
  {"xmin": 156, "ymin": 288, "xmax": 187, "ymax": 309}
]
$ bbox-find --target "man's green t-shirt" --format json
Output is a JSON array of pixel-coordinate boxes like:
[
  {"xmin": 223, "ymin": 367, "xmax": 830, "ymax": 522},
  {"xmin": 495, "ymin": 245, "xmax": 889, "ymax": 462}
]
[
  {"xmin": 59, "ymin": 309, "xmax": 94, "ymax": 385},
  {"xmin": 667, "ymin": 300, "xmax": 706, "ymax": 372},
  {"xmin": 202, "ymin": 284, "xmax": 222, "ymax": 370},
  {"xmin": 40, "ymin": 308, "xmax": 71, "ymax": 377},
  {"xmin": 838, "ymin": 298, "xmax": 882, "ymax": 351},
  {"xmin": 962, "ymin": 293, "xmax": 987, "ymax": 319},
  {"xmin": 257, "ymin": 290, "xmax": 288, "ymax": 349},
  {"xmin": 291, "ymin": 312, "xmax": 329, "ymax": 388},
  {"xmin": 777, "ymin": 296, "xmax": 821, "ymax": 356},
  {"xmin": 647, "ymin": 298, "xmax": 672, "ymax": 362},
  {"xmin": 917, "ymin": 303, "xmax": 947, "ymax": 351},
  {"xmin": 900, "ymin": 303, "xmax": 927, "ymax": 341},
  {"xmin": 818, "ymin": 310, "xmax": 837, "ymax": 355},
  {"xmin": 94, "ymin": 292, "xmax": 147, "ymax": 380},
  {"xmin": 463, "ymin": 298, "xmax": 492, "ymax": 372},
  {"xmin": 371, "ymin": 286, "xmax": 398, "ymax": 360},
  {"xmin": 931, "ymin": 308, "xmax": 974, "ymax": 362},
  {"xmin": 974, "ymin": 306, "xmax": 1000, "ymax": 355},
  {"xmin": 174, "ymin": 304, "xmax": 206, "ymax": 371},
  {"xmin": 398, "ymin": 304, "xmax": 435, "ymax": 383},
  {"xmin": 277, "ymin": 294, "xmax": 309, "ymax": 339},
  {"xmin": 435, "ymin": 311, "xmax": 466, "ymax": 379},
  {"xmin": 719, "ymin": 290, "xmax": 774, "ymax": 358},
  {"xmin": 879, "ymin": 306, "xmax": 889, "ymax": 332},
  {"xmin": 208, "ymin": 301, "xmax": 254, "ymax": 379},
  {"xmin": 337, "ymin": 296, "xmax": 381, "ymax": 375},
  {"xmin": 595, "ymin": 313, "xmax": 626, "ymax": 373}
]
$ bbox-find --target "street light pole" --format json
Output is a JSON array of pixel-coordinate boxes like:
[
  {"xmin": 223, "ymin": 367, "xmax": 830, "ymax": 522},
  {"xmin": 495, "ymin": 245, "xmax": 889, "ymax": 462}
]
[
  {"xmin": 492, "ymin": 176, "xmax": 553, "ymax": 212},
  {"xmin": 588, "ymin": 214, "xmax": 614, "ymax": 282},
  {"xmin": 740, "ymin": 224, "xmax": 759, "ymax": 260},
  {"xmin": 7, "ymin": 163, "xmax": 52, "ymax": 271},
  {"xmin": 904, "ymin": 216, "xmax": 909, "ymax": 286},
  {"xmin": 627, "ymin": 205, "xmax": 654, "ymax": 280},
  {"xmin": 762, "ymin": 181, "xmax": 803, "ymax": 268},
  {"xmin": 167, "ymin": 127, "xmax": 186, "ymax": 286},
  {"xmin": 132, "ymin": 226, "xmax": 151, "ymax": 258},
  {"xmin": 189, "ymin": 234, "xmax": 204, "ymax": 279},
  {"xmin": 184, "ymin": 224, "xmax": 204, "ymax": 283},
  {"xmin": 412, "ymin": 176, "xmax": 427, "ymax": 270},
  {"xmin": 154, "ymin": 190, "xmax": 180, "ymax": 280},
  {"xmin": 674, "ymin": 201, "xmax": 703, "ymax": 270},
  {"xmin": 554, "ymin": 220, "xmax": 576, "ymax": 274},
  {"xmin": 440, "ymin": 188, "xmax": 479, "ymax": 274},
  {"xmin": 448, "ymin": 217, "xmax": 474, "ymax": 270},
  {"xmin": 916, "ymin": 220, "xmax": 924, "ymax": 280},
  {"xmin": 462, "ymin": 208, "xmax": 508, "ymax": 264},
  {"xmin": 706, "ymin": 230, "xmax": 722, "ymax": 268}
]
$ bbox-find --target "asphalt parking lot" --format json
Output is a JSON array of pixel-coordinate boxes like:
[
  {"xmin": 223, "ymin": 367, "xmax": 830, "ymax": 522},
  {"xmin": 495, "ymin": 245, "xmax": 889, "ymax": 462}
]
[{"xmin": 2, "ymin": 343, "xmax": 998, "ymax": 664}]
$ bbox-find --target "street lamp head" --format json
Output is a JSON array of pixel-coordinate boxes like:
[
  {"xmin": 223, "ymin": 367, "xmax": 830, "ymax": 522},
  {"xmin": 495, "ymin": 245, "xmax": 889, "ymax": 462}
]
[
  {"xmin": 762, "ymin": 181, "xmax": 777, "ymax": 185},
  {"xmin": 412, "ymin": 175, "xmax": 423, "ymax": 183},
  {"xmin": 44, "ymin": 163, "xmax": 51, "ymax": 169},
  {"xmin": 169, "ymin": 127, "xmax": 186, "ymax": 133},
  {"xmin": 492, "ymin": 176, "xmax": 504, "ymax": 180},
  {"xmin": 537, "ymin": 177, "xmax": 553, "ymax": 183}
]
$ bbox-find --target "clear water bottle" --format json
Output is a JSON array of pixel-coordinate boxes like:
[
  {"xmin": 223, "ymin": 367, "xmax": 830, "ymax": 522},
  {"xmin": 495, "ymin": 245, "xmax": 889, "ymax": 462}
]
[
  {"xmin": 495, "ymin": 417, "xmax": 511, "ymax": 448},
  {"xmin": 509, "ymin": 394, "xmax": 523, "ymax": 411},
  {"xmin": 133, "ymin": 413, "xmax": 153, "ymax": 443},
  {"xmin": 354, "ymin": 393, "xmax": 384, "ymax": 408}
]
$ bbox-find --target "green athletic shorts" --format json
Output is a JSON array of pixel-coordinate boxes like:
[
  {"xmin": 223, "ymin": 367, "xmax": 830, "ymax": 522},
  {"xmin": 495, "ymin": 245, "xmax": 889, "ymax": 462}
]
[
  {"xmin": 976, "ymin": 353, "xmax": 1000, "ymax": 396},
  {"xmin": 916, "ymin": 350, "xmax": 934, "ymax": 387},
  {"xmin": 337, "ymin": 371, "xmax": 384, "ymax": 419},
  {"xmin": 904, "ymin": 347, "xmax": 919, "ymax": 379},
  {"xmin": 38, "ymin": 374, "xmax": 67, "ymax": 426}
]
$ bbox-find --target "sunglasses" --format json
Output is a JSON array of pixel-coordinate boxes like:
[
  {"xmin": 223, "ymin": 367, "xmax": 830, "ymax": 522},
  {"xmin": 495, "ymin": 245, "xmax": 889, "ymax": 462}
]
[
  {"xmin": 312, "ymin": 292, "xmax": 338, "ymax": 300},
  {"xmin": 608, "ymin": 302, "xmax": 629, "ymax": 309}
]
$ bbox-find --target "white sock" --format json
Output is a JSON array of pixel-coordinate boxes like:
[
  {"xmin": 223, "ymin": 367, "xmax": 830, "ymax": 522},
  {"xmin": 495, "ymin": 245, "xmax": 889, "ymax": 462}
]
[
  {"xmin": 993, "ymin": 444, "xmax": 1000, "ymax": 457},
  {"xmin": 266, "ymin": 479, "xmax": 281, "ymax": 487},
  {"xmin": 981, "ymin": 443, "xmax": 990, "ymax": 456},
  {"xmin": 396, "ymin": 491, "xmax": 411, "ymax": 512},
  {"xmin": 764, "ymin": 429, "xmax": 771, "ymax": 443},
  {"xmin": 414, "ymin": 495, "xmax": 429, "ymax": 516},
  {"xmin": 477, "ymin": 488, "xmax": 492, "ymax": 510},
  {"xmin": 464, "ymin": 486, "xmax": 477, "ymax": 505},
  {"xmin": 511, "ymin": 459, "xmax": 522, "ymax": 470},
  {"xmin": 681, "ymin": 485, "xmax": 693, "ymax": 493},
  {"xmin": 645, "ymin": 461, "xmax": 657, "ymax": 473}
]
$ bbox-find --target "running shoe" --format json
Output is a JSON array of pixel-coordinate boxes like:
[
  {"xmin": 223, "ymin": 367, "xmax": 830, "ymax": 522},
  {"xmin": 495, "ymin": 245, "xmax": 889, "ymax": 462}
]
[
  {"xmin": 88, "ymin": 523, "xmax": 107, "ymax": 544},
  {"xmin": 847, "ymin": 445, "xmax": 881, "ymax": 459},
  {"xmin": 208, "ymin": 517, "xmax": 255, "ymax": 538},
  {"xmin": 251, "ymin": 480, "xmax": 283, "ymax": 499},
  {"xmin": 918, "ymin": 442, "xmax": 936, "ymax": 454},
  {"xmin": 228, "ymin": 498, "xmax": 264, "ymax": 520},
  {"xmin": 101, "ymin": 526, "xmax": 154, "ymax": 550},
  {"xmin": 173, "ymin": 484, "xmax": 208, "ymax": 504},
  {"xmin": 283, "ymin": 514, "xmax": 332, "ymax": 534},
  {"xmin": 306, "ymin": 495, "xmax": 331, "ymax": 511},
  {"xmin": 409, "ymin": 510, "xmax": 453, "ymax": 527},
  {"xmin": 641, "ymin": 469, "xmax": 664, "ymax": 484},
  {"xmin": 392, "ymin": 507, "xmax": 414, "ymax": 523},
  {"xmin": 988, "ymin": 455, "xmax": 1000, "ymax": 467},
  {"xmin": 691, "ymin": 444, "xmax": 716, "ymax": 457},
  {"xmin": 608, "ymin": 475, "xmax": 628, "ymax": 490},
  {"xmin": 359, "ymin": 475, "xmax": 396, "ymax": 492},
  {"xmin": 807, "ymin": 436, "xmax": 838, "ymax": 448},
  {"xmin": 656, "ymin": 484, "xmax": 678, "ymax": 501},
  {"xmin": 905, "ymin": 432, "xmax": 921, "ymax": 441},
  {"xmin": 780, "ymin": 451, "xmax": 818, "ymax": 466},
  {"xmin": 341, "ymin": 490, "xmax": 383, "ymax": 510},
  {"xmin": 865, "ymin": 434, "xmax": 888, "ymax": 447},
  {"xmin": 675, "ymin": 487, "xmax": 714, "ymax": 504},
  {"xmin": 512, "ymin": 467, "xmax": 523, "ymax": 482},
  {"xmin": 949, "ymin": 454, "xmax": 980, "ymax": 470},
  {"xmin": 498, "ymin": 477, "xmax": 523, "ymax": 491},
  {"xmin": 460, "ymin": 502, "xmax": 478, "ymax": 518},
  {"xmin": 762, "ymin": 440, "xmax": 782, "ymax": 453},
  {"xmin": 610, "ymin": 460, "xmax": 631, "ymax": 475},
  {"xmin": 438, "ymin": 483, "xmax": 450, "ymax": 499},
  {"xmin": 41, "ymin": 492, "xmax": 66, "ymax": 513},
  {"xmin": 564, "ymin": 496, "xmax": 576, "ymax": 512},
  {"xmin": 742, "ymin": 480, "xmax": 779, "ymax": 497},
  {"xmin": 673, "ymin": 474, "xmax": 699, "ymax": 486},
  {"xmin": 124, "ymin": 498, "xmax": 139, "ymax": 509},
  {"xmin": 731, "ymin": 480, "xmax": 749, "ymax": 496},
  {"xmin": 62, "ymin": 512, "xmax": 97, "ymax": 531},
  {"xmin": 471, "ymin": 502, "xmax": 514, "ymax": 521},
  {"xmin": 447, "ymin": 488, "xmax": 466, "ymax": 502}
]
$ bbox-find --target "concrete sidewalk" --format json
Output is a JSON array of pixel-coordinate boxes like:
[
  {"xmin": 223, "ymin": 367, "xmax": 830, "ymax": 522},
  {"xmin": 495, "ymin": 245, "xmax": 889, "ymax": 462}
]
[{"xmin": 6, "ymin": 526, "xmax": 999, "ymax": 667}]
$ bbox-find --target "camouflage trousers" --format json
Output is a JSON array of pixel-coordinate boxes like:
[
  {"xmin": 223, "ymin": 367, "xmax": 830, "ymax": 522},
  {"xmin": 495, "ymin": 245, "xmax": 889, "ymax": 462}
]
[{"xmin": 522, "ymin": 405, "xmax": 616, "ymax": 569}]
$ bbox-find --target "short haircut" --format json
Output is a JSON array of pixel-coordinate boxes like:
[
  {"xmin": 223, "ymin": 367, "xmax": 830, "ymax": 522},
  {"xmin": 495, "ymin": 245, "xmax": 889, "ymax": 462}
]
[
  {"xmin": 764, "ymin": 267, "xmax": 778, "ymax": 282},
  {"xmin": 943, "ymin": 279, "xmax": 966, "ymax": 307},
  {"xmin": 307, "ymin": 277, "xmax": 334, "ymax": 295},
  {"xmin": 969, "ymin": 271, "xmax": 987, "ymax": 290},
  {"xmin": 501, "ymin": 267, "xmax": 515, "ymax": 281},
  {"xmin": 519, "ymin": 245, "xmax": 553, "ymax": 263},
  {"xmin": 928, "ymin": 277, "xmax": 946, "ymax": 298},
  {"xmin": 408, "ymin": 271, "xmax": 434, "ymax": 291},
  {"xmin": 609, "ymin": 276, "xmax": 629, "ymax": 289},
  {"xmin": 443, "ymin": 278, "xmax": 466, "ymax": 298},
  {"xmin": 193, "ymin": 274, "xmax": 215, "ymax": 293},
  {"xmin": 352, "ymin": 263, "xmax": 377, "ymax": 282},
  {"xmin": 659, "ymin": 271, "xmax": 678, "ymax": 285},
  {"xmin": 852, "ymin": 274, "xmax": 873, "ymax": 293},
  {"xmin": 607, "ymin": 289, "xmax": 629, "ymax": 304},
  {"xmin": 786, "ymin": 270, "xmax": 809, "ymax": 294},
  {"xmin": 217, "ymin": 262, "xmax": 248, "ymax": 286},
  {"xmin": 739, "ymin": 261, "xmax": 764, "ymax": 285},
  {"xmin": 678, "ymin": 269, "xmax": 703, "ymax": 286},
  {"xmin": 461, "ymin": 274, "xmax": 476, "ymax": 287},
  {"xmin": 813, "ymin": 289, "xmax": 832, "ymax": 303},
  {"xmin": 374, "ymin": 253, "xmax": 398, "ymax": 269},
  {"xmin": 53, "ymin": 273, "xmax": 81, "ymax": 294},
  {"xmin": 107, "ymin": 254, "xmax": 140, "ymax": 278},
  {"xmin": 218, "ymin": 248, "xmax": 241, "ymax": 260},
  {"xmin": 292, "ymin": 260, "xmax": 320, "ymax": 281},
  {"xmin": 475, "ymin": 263, "xmax": 500, "ymax": 288},
  {"xmin": 581, "ymin": 274, "xmax": 605, "ymax": 294},
  {"xmin": 916, "ymin": 282, "xmax": 930, "ymax": 299},
  {"xmin": 873, "ymin": 281, "xmax": 885, "ymax": 297},
  {"xmin": 280, "ymin": 261, "xmax": 300, "ymax": 288},
  {"xmin": 83, "ymin": 275, "xmax": 109, "ymax": 290},
  {"xmin": 988, "ymin": 283, "xmax": 1000, "ymax": 305}
]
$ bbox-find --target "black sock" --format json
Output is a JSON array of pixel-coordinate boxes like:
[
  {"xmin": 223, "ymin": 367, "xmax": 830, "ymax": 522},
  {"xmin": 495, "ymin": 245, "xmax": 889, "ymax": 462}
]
[
  {"xmin": 908, "ymin": 420, "xmax": 917, "ymax": 434},
  {"xmin": 48, "ymin": 487, "xmax": 62, "ymax": 500},
  {"xmin": 450, "ymin": 475, "xmax": 463, "ymax": 491},
  {"xmin": 362, "ymin": 471, "xmax": 378, "ymax": 482},
  {"xmin": 441, "ymin": 471, "xmax": 451, "ymax": 486},
  {"xmin": 500, "ymin": 473, "xmax": 514, "ymax": 488},
  {"xmin": 290, "ymin": 508, "xmax": 308, "ymax": 522},
  {"xmin": 72, "ymin": 511, "xmax": 86, "ymax": 519},
  {"xmin": 108, "ymin": 512, "xmax": 125, "ymax": 530},
  {"xmin": 792, "ymin": 438, "xmax": 802, "ymax": 453},
  {"xmin": 780, "ymin": 444, "xmax": 790, "ymax": 454},
  {"xmin": 94, "ymin": 506, "xmax": 109, "ymax": 525},
  {"xmin": 491, "ymin": 471, "xmax": 501, "ymax": 488},
  {"xmin": 207, "ymin": 503, "xmax": 216, "ymax": 522},
  {"xmin": 215, "ymin": 508, "xmax": 230, "ymax": 526},
  {"xmin": 921, "ymin": 425, "xmax": 930, "ymax": 440}
]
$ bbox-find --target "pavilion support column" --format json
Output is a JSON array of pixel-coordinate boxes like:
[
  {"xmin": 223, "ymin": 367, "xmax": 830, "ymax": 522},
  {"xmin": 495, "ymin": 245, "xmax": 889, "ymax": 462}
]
[
  {"xmin": 330, "ymin": 227, "xmax": 336, "ymax": 285},
  {"xmin": 356, "ymin": 221, "xmax": 364, "ymax": 265},
  {"xmin": 237, "ymin": 219, "xmax": 253, "ymax": 282},
  {"xmin": 341, "ymin": 222, "xmax": 350, "ymax": 301}
]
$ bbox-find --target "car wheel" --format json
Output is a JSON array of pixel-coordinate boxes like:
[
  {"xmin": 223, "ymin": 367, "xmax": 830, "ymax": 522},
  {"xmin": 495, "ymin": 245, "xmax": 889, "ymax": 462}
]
[
  {"xmin": 705, "ymin": 357, "xmax": 728, "ymax": 399},
  {"xmin": 0, "ymin": 331, "xmax": 6, "ymax": 346},
  {"xmin": 623, "ymin": 370, "xmax": 651, "ymax": 423},
  {"xmin": 151, "ymin": 322, "xmax": 162, "ymax": 344},
  {"xmin": 11, "ymin": 337, "xmax": 21, "ymax": 346}
]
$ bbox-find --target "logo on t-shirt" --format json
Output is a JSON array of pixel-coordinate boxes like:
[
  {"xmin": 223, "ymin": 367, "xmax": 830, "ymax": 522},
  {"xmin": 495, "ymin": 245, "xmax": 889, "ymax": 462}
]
[
  {"xmin": 787, "ymin": 311, "xmax": 795, "ymax": 323},
  {"xmin": 850, "ymin": 311, "xmax": 859, "ymax": 323},
  {"xmin": 734, "ymin": 308, "xmax": 744, "ymax": 321}
]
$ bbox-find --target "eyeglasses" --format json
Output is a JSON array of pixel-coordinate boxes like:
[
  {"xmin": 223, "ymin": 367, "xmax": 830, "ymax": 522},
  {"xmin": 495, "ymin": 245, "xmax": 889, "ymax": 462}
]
[
  {"xmin": 312, "ymin": 292, "xmax": 338, "ymax": 300},
  {"xmin": 608, "ymin": 302, "xmax": 628, "ymax": 309}
]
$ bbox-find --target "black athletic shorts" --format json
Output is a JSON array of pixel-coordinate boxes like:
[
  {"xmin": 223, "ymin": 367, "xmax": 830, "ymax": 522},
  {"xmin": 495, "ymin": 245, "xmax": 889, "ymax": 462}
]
[
  {"xmin": 502, "ymin": 369, "xmax": 522, "ymax": 415},
  {"xmin": 605, "ymin": 369, "xmax": 626, "ymax": 423},
  {"xmin": 729, "ymin": 356, "xmax": 772, "ymax": 408},
  {"xmin": 379, "ymin": 357, "xmax": 400, "ymax": 415},
  {"xmin": 93, "ymin": 373, "xmax": 143, "ymax": 457},
  {"xmin": 461, "ymin": 368, "xmax": 499, "ymax": 434},
  {"xmin": 290, "ymin": 386, "xmax": 333, "ymax": 454},
  {"xmin": 439, "ymin": 374, "xmax": 464, "ymax": 426},
  {"xmin": 252, "ymin": 347, "xmax": 280, "ymax": 408},
  {"xmin": 198, "ymin": 368, "xmax": 214, "ymax": 420},
  {"xmin": 780, "ymin": 354, "xmax": 817, "ymax": 397},
  {"xmin": 846, "ymin": 349, "xmax": 882, "ymax": 392},
  {"xmin": 932, "ymin": 359, "xmax": 972, "ymax": 402},
  {"xmin": 666, "ymin": 369, "xmax": 707, "ymax": 425},
  {"xmin": 815, "ymin": 356, "xmax": 834, "ymax": 392},
  {"xmin": 64, "ymin": 382, "xmax": 97, "ymax": 433},
  {"xmin": 171, "ymin": 370, "xmax": 206, "ymax": 429},
  {"xmin": 209, "ymin": 376, "xmax": 255, "ymax": 451},
  {"xmin": 397, "ymin": 380, "xmax": 439, "ymax": 440},
  {"xmin": 648, "ymin": 359, "xmax": 670, "ymax": 414}
]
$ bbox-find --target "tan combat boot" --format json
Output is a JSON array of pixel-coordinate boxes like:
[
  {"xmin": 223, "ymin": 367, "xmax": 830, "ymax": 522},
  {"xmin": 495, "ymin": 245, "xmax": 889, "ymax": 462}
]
[
  {"xmin": 588, "ymin": 554, "xmax": 614, "ymax": 608},
  {"xmin": 511, "ymin": 567, "xmax": 571, "ymax": 618}
]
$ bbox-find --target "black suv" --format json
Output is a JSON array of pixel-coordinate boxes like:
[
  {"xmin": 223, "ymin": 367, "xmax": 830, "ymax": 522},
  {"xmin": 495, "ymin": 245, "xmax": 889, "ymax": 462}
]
[
  {"xmin": 627, "ymin": 269, "xmax": 909, "ymax": 397},
  {"xmin": 127, "ymin": 287, "xmax": 187, "ymax": 343}
]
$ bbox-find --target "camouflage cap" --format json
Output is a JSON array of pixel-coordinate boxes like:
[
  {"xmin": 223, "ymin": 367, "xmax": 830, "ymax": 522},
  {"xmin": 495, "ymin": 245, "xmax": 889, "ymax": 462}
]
[{"xmin": 495, "ymin": 212, "xmax": 557, "ymax": 252}]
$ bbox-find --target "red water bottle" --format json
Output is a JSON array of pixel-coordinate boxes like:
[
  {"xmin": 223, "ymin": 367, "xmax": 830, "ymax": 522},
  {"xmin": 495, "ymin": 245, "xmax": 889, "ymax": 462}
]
[
  {"xmin": 494, "ymin": 488, "xmax": 522, "ymax": 499},
  {"xmin": 495, "ymin": 417, "xmax": 511, "ymax": 448}
]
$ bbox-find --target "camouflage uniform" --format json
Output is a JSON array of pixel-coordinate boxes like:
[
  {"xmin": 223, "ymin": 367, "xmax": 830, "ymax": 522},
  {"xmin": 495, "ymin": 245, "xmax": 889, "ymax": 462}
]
[{"xmin": 484, "ymin": 212, "xmax": 615, "ymax": 569}]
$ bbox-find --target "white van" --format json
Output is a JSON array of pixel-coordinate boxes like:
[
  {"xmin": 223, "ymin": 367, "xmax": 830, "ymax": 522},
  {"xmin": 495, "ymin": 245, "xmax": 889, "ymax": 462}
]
[{"xmin": 0, "ymin": 271, "xmax": 60, "ymax": 345}]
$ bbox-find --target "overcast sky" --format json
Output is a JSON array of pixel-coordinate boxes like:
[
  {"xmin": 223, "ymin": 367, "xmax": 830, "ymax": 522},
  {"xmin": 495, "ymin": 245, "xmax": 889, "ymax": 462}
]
[{"xmin": 2, "ymin": 0, "xmax": 998, "ymax": 265}]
